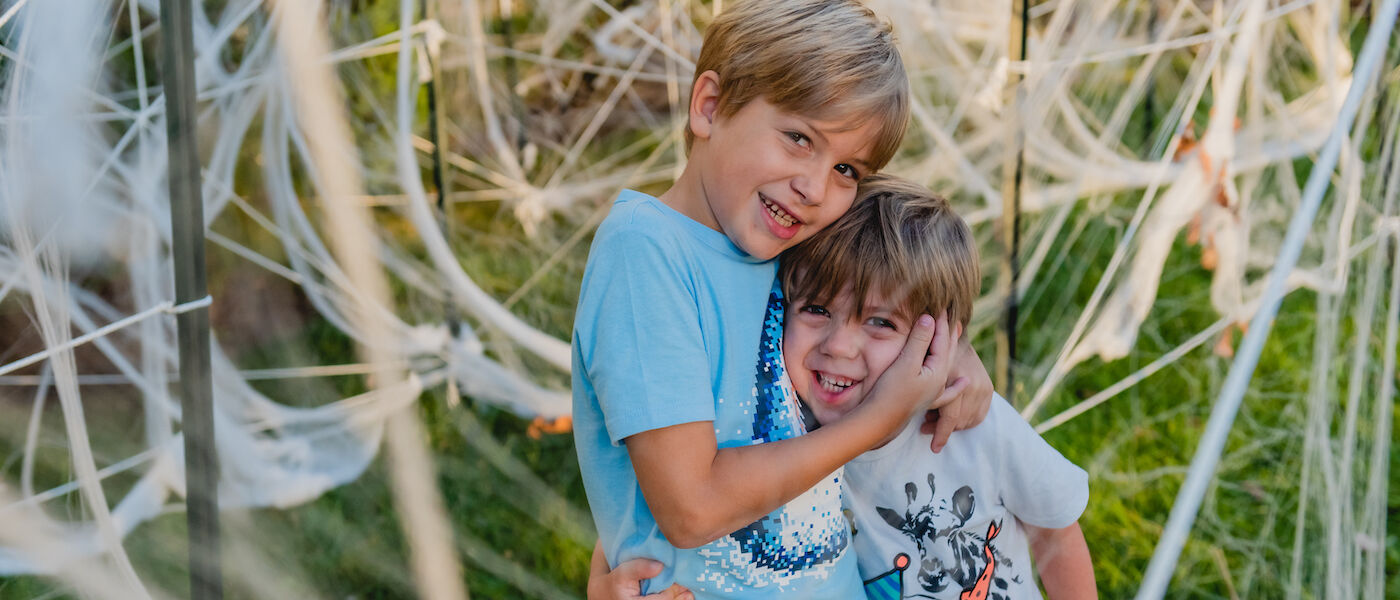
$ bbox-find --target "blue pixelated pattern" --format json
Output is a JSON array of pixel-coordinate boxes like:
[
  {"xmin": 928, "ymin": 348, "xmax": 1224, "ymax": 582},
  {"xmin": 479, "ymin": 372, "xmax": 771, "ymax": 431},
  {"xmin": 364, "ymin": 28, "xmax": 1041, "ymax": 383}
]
[
  {"xmin": 749, "ymin": 285, "xmax": 805, "ymax": 443},
  {"xmin": 687, "ymin": 280, "xmax": 856, "ymax": 595}
]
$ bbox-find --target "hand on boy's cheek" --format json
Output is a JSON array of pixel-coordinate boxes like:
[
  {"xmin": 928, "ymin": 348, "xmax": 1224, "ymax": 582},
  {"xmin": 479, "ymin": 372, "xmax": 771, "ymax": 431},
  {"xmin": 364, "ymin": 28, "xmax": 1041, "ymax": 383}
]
[{"xmin": 920, "ymin": 338, "xmax": 993, "ymax": 452}]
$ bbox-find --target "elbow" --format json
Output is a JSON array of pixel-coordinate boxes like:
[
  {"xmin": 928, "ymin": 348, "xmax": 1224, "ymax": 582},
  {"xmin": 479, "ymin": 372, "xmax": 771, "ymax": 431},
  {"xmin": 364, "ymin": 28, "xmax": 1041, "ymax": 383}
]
[
  {"xmin": 654, "ymin": 505, "xmax": 727, "ymax": 549},
  {"xmin": 660, "ymin": 528, "xmax": 707, "ymax": 550}
]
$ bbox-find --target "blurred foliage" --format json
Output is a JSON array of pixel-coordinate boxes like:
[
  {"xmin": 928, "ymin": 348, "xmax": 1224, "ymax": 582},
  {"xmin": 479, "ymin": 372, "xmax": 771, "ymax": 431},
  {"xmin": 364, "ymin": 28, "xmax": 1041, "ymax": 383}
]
[{"xmin": 2, "ymin": 1, "xmax": 1397, "ymax": 598}]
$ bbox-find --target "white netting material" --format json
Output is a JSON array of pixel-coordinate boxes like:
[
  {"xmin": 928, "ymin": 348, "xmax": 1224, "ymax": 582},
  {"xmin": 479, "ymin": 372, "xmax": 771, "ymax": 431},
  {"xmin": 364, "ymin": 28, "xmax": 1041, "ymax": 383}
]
[{"xmin": 0, "ymin": 0, "xmax": 1394, "ymax": 597}]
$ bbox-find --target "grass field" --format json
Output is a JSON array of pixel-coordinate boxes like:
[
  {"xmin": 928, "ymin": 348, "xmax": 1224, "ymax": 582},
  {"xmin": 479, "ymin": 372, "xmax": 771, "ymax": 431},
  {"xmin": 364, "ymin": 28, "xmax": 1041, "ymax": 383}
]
[
  {"xmin": 1, "ymin": 1, "xmax": 1397, "ymax": 598},
  {"xmin": 4, "ymin": 184, "xmax": 1394, "ymax": 598}
]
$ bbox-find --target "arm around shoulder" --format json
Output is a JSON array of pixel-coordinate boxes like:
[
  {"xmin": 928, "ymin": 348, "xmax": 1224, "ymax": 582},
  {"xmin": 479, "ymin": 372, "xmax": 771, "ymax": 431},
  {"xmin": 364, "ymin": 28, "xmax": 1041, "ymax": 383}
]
[
  {"xmin": 627, "ymin": 412, "xmax": 896, "ymax": 548},
  {"xmin": 626, "ymin": 314, "xmax": 960, "ymax": 548}
]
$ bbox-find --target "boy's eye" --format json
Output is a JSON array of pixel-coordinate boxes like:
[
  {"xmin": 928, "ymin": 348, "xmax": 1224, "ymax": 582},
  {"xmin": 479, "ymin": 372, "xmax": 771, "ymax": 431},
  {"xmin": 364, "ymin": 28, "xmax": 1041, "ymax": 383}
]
[
  {"xmin": 834, "ymin": 163, "xmax": 861, "ymax": 180},
  {"xmin": 867, "ymin": 316, "xmax": 898, "ymax": 330},
  {"xmin": 799, "ymin": 304, "xmax": 829, "ymax": 317},
  {"xmin": 785, "ymin": 131, "xmax": 810, "ymax": 147}
]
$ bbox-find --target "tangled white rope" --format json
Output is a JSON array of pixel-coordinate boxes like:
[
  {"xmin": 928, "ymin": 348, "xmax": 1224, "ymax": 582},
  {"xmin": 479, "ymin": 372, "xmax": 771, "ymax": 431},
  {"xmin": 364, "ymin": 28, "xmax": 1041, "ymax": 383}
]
[{"xmin": 0, "ymin": 0, "xmax": 1394, "ymax": 596}]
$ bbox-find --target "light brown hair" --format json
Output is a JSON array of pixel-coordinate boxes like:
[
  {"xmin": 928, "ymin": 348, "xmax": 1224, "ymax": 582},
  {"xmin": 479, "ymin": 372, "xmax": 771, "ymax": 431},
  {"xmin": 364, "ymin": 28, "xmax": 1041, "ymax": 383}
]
[
  {"xmin": 779, "ymin": 174, "xmax": 980, "ymax": 329},
  {"xmin": 687, "ymin": 0, "xmax": 910, "ymax": 172}
]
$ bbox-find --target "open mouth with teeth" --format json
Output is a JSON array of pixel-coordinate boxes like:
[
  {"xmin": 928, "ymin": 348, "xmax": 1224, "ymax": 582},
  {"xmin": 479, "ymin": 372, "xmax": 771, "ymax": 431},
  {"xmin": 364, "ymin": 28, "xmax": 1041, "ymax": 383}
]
[
  {"xmin": 816, "ymin": 371, "xmax": 857, "ymax": 394},
  {"xmin": 761, "ymin": 194, "xmax": 799, "ymax": 228}
]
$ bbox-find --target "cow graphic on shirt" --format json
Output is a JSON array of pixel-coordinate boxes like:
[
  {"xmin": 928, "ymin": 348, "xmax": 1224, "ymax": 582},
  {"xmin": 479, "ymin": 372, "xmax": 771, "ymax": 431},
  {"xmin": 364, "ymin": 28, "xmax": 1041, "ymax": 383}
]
[{"xmin": 872, "ymin": 475, "xmax": 1021, "ymax": 599}]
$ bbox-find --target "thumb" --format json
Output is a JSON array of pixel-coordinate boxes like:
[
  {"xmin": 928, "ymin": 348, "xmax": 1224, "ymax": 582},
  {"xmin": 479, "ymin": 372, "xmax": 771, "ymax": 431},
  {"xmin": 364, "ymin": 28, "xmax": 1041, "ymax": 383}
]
[
  {"xmin": 894, "ymin": 314, "xmax": 936, "ymax": 372},
  {"xmin": 919, "ymin": 313, "xmax": 955, "ymax": 378},
  {"xmin": 613, "ymin": 558, "xmax": 665, "ymax": 581}
]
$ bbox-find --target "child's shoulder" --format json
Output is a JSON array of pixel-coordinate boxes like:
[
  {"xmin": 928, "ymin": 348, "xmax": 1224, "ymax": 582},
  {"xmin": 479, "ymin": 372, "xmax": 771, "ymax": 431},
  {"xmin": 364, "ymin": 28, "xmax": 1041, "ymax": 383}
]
[
  {"xmin": 946, "ymin": 392, "xmax": 1030, "ymax": 444},
  {"xmin": 595, "ymin": 190, "xmax": 676, "ymax": 239},
  {"xmin": 592, "ymin": 189, "xmax": 761, "ymax": 266},
  {"xmin": 593, "ymin": 190, "xmax": 718, "ymax": 251},
  {"xmin": 913, "ymin": 393, "xmax": 1054, "ymax": 467},
  {"xmin": 856, "ymin": 396, "xmax": 1024, "ymax": 465},
  {"xmin": 984, "ymin": 392, "xmax": 1029, "ymax": 430}
]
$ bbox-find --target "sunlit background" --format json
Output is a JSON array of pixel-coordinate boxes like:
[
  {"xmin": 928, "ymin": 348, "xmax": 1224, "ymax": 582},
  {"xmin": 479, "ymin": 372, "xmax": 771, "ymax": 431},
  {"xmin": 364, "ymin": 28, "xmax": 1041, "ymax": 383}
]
[{"xmin": 0, "ymin": 0, "xmax": 1396, "ymax": 597}]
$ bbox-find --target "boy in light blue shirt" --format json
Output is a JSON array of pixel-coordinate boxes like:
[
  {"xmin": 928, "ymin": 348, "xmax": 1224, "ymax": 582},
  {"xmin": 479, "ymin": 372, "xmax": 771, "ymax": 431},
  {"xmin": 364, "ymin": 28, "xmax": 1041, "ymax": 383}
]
[{"xmin": 573, "ymin": 2, "xmax": 992, "ymax": 597}]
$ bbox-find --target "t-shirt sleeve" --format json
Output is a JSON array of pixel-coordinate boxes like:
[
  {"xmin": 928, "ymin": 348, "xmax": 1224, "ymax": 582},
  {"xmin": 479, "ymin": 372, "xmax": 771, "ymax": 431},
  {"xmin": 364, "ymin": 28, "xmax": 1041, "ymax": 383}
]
[
  {"xmin": 994, "ymin": 397, "xmax": 1089, "ymax": 529},
  {"xmin": 576, "ymin": 224, "xmax": 716, "ymax": 445}
]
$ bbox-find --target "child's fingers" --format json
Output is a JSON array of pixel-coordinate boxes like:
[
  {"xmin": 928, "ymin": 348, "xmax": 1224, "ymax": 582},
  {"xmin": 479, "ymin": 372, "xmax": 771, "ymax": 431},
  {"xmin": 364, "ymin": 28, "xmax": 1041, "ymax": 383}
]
[
  {"xmin": 941, "ymin": 314, "xmax": 959, "ymax": 355},
  {"xmin": 895, "ymin": 314, "xmax": 936, "ymax": 373},
  {"xmin": 589, "ymin": 557, "xmax": 669, "ymax": 600},
  {"xmin": 936, "ymin": 376, "xmax": 971, "ymax": 407},
  {"xmin": 923, "ymin": 376, "xmax": 968, "ymax": 452},
  {"xmin": 646, "ymin": 584, "xmax": 694, "ymax": 600},
  {"xmin": 920, "ymin": 313, "xmax": 954, "ymax": 377},
  {"xmin": 611, "ymin": 557, "xmax": 664, "ymax": 583},
  {"xmin": 919, "ymin": 408, "xmax": 939, "ymax": 432},
  {"xmin": 927, "ymin": 399, "xmax": 959, "ymax": 453}
]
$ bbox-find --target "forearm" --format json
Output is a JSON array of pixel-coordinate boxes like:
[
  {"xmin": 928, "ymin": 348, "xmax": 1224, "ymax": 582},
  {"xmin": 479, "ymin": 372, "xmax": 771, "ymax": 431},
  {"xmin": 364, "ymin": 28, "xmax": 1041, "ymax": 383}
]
[
  {"xmin": 708, "ymin": 406, "xmax": 904, "ymax": 524},
  {"xmin": 630, "ymin": 313, "xmax": 956, "ymax": 548},
  {"xmin": 630, "ymin": 402, "xmax": 906, "ymax": 548},
  {"xmin": 1027, "ymin": 522, "xmax": 1096, "ymax": 600}
]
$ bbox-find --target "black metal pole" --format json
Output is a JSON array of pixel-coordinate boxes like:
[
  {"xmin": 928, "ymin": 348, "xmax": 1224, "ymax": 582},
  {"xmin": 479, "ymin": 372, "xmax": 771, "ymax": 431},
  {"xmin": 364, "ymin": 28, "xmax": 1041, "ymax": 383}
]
[
  {"xmin": 422, "ymin": 0, "xmax": 458, "ymax": 338},
  {"xmin": 158, "ymin": 0, "xmax": 222, "ymax": 597},
  {"xmin": 997, "ymin": 0, "xmax": 1029, "ymax": 395},
  {"xmin": 1144, "ymin": 2, "xmax": 1158, "ymax": 153}
]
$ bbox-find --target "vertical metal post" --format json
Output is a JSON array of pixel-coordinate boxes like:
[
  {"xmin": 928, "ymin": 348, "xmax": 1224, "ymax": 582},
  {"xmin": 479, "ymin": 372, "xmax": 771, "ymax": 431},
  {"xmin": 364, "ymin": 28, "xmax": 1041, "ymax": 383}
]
[
  {"xmin": 423, "ymin": 0, "xmax": 463, "ymax": 411},
  {"xmin": 424, "ymin": 0, "xmax": 449, "ymax": 219},
  {"xmin": 423, "ymin": 0, "xmax": 455, "ymax": 338},
  {"xmin": 1143, "ymin": 2, "xmax": 1159, "ymax": 152},
  {"xmin": 158, "ymin": 0, "xmax": 222, "ymax": 597},
  {"xmin": 997, "ymin": 0, "xmax": 1029, "ymax": 395},
  {"xmin": 498, "ymin": 0, "xmax": 527, "ymax": 153}
]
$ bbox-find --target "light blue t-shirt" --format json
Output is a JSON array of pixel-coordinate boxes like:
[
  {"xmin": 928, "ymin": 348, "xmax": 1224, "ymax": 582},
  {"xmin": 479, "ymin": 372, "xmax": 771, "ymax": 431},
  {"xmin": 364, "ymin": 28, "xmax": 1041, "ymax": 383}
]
[{"xmin": 572, "ymin": 190, "xmax": 862, "ymax": 598}]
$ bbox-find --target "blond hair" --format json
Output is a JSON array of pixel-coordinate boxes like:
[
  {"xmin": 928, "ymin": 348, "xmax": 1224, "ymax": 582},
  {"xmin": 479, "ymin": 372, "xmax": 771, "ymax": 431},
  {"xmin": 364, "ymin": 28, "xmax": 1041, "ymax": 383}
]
[
  {"xmin": 688, "ymin": 0, "xmax": 909, "ymax": 172},
  {"xmin": 779, "ymin": 174, "xmax": 980, "ymax": 329}
]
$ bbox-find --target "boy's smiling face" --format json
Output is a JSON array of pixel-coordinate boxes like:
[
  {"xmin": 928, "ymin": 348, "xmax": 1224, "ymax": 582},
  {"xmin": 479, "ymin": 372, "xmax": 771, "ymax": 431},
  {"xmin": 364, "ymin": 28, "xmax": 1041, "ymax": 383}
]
[
  {"xmin": 673, "ymin": 72, "xmax": 879, "ymax": 261},
  {"xmin": 783, "ymin": 287, "xmax": 911, "ymax": 426}
]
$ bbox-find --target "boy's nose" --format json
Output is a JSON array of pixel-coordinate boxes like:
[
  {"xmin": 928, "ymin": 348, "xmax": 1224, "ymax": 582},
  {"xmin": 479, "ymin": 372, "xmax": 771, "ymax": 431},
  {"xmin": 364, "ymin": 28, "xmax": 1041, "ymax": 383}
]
[
  {"xmin": 818, "ymin": 325, "xmax": 861, "ymax": 359},
  {"xmin": 790, "ymin": 167, "xmax": 826, "ymax": 207}
]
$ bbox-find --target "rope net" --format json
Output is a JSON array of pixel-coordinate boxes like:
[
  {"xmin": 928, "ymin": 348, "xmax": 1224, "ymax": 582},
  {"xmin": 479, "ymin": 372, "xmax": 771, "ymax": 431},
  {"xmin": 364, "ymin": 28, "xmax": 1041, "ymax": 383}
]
[{"xmin": 0, "ymin": 0, "xmax": 1394, "ymax": 597}]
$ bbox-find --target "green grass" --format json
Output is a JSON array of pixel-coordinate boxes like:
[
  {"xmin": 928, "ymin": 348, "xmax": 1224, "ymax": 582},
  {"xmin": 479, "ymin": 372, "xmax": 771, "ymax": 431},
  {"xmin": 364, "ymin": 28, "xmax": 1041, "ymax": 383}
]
[
  {"xmin": 1008, "ymin": 195, "xmax": 1399, "ymax": 598},
  {"xmin": 3, "ymin": 2, "xmax": 1397, "ymax": 598},
  {"xmin": 9, "ymin": 186, "xmax": 1390, "ymax": 599}
]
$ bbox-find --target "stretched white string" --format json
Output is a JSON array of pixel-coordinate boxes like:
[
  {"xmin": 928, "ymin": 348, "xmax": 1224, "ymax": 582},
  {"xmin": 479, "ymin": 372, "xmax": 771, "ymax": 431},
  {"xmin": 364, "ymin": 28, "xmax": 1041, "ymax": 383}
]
[
  {"xmin": 0, "ymin": 295, "xmax": 209, "ymax": 379},
  {"xmin": 0, "ymin": 2, "xmax": 1392, "ymax": 597},
  {"xmin": 166, "ymin": 294, "xmax": 212, "ymax": 314},
  {"xmin": 0, "ymin": 301, "xmax": 176, "ymax": 378}
]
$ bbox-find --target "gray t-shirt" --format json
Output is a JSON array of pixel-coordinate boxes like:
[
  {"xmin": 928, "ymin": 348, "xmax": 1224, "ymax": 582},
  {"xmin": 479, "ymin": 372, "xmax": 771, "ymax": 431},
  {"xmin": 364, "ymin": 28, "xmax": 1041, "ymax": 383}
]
[{"xmin": 844, "ymin": 394, "xmax": 1088, "ymax": 600}]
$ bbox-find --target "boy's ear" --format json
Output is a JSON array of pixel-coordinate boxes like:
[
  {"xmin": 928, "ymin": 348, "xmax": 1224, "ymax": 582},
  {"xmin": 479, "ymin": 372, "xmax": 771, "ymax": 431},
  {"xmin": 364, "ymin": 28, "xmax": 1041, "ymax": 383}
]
[{"xmin": 688, "ymin": 70, "xmax": 721, "ymax": 141}]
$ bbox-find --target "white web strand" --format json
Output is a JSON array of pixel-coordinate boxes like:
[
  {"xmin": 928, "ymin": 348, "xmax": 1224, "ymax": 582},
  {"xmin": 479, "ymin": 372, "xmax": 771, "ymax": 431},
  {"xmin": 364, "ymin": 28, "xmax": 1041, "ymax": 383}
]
[
  {"xmin": 0, "ymin": 0, "xmax": 1394, "ymax": 596},
  {"xmin": 1136, "ymin": 0, "xmax": 1399, "ymax": 595}
]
